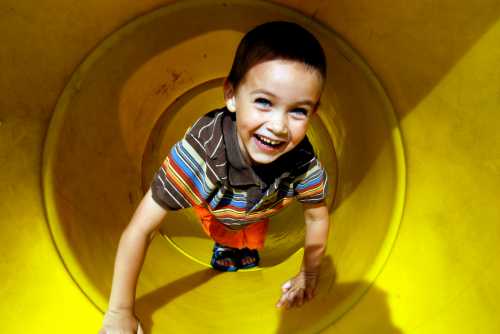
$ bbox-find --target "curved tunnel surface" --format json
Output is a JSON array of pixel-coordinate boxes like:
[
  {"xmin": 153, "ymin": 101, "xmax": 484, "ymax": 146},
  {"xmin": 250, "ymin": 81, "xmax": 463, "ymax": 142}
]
[
  {"xmin": 2, "ymin": 0, "xmax": 500, "ymax": 333},
  {"xmin": 43, "ymin": 2, "xmax": 404, "ymax": 333}
]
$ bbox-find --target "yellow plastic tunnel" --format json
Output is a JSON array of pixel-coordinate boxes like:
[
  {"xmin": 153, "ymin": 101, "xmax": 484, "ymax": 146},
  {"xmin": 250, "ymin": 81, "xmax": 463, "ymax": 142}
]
[{"xmin": 1, "ymin": 1, "xmax": 499, "ymax": 333}]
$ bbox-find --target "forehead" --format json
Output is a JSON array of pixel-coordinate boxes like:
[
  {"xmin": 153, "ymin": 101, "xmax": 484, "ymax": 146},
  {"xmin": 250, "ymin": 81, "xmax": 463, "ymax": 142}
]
[{"xmin": 239, "ymin": 59, "xmax": 323, "ymax": 101}]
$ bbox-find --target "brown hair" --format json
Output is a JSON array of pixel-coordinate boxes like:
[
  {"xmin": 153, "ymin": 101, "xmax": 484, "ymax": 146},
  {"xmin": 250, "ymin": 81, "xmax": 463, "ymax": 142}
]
[{"xmin": 227, "ymin": 21, "xmax": 327, "ymax": 90}]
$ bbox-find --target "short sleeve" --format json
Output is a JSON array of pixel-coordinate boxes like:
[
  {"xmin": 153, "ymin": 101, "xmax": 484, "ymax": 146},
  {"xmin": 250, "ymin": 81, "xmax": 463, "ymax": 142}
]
[
  {"xmin": 150, "ymin": 134, "xmax": 217, "ymax": 211},
  {"xmin": 293, "ymin": 158, "xmax": 328, "ymax": 204}
]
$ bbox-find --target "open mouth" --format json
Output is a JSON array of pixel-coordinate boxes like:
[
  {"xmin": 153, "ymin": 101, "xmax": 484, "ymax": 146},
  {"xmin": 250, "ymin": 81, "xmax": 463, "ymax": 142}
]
[{"xmin": 254, "ymin": 134, "xmax": 286, "ymax": 149}]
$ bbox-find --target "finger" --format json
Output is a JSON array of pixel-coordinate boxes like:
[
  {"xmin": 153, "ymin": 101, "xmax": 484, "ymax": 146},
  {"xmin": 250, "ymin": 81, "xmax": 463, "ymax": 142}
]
[
  {"xmin": 277, "ymin": 290, "xmax": 294, "ymax": 309},
  {"xmin": 276, "ymin": 295, "xmax": 287, "ymax": 308},
  {"xmin": 288, "ymin": 290, "xmax": 301, "ymax": 308},
  {"xmin": 295, "ymin": 289, "xmax": 305, "ymax": 307},
  {"xmin": 285, "ymin": 290, "xmax": 298, "ymax": 309},
  {"xmin": 281, "ymin": 280, "xmax": 292, "ymax": 292},
  {"xmin": 305, "ymin": 287, "xmax": 315, "ymax": 301},
  {"xmin": 276, "ymin": 290, "xmax": 289, "ymax": 308}
]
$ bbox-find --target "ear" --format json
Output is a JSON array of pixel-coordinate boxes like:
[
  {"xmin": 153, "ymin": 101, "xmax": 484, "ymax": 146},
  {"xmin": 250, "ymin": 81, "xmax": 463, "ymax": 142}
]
[{"xmin": 223, "ymin": 79, "xmax": 237, "ymax": 112}]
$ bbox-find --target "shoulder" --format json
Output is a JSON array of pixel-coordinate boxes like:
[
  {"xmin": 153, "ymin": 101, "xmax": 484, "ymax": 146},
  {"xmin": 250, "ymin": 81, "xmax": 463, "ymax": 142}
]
[
  {"xmin": 180, "ymin": 107, "xmax": 227, "ymax": 158},
  {"xmin": 290, "ymin": 138, "xmax": 329, "ymax": 202},
  {"xmin": 186, "ymin": 108, "xmax": 226, "ymax": 141}
]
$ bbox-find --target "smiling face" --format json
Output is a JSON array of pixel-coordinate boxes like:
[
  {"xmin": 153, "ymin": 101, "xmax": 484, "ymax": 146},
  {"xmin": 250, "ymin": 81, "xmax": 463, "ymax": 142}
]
[{"xmin": 224, "ymin": 59, "xmax": 323, "ymax": 165}]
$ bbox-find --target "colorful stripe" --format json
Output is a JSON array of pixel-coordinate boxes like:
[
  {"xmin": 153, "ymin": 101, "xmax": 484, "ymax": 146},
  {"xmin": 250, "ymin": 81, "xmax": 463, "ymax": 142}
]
[{"xmin": 151, "ymin": 109, "xmax": 328, "ymax": 229}]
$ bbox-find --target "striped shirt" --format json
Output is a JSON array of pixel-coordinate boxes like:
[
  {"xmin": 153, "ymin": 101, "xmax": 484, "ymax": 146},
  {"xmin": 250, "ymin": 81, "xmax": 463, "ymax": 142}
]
[{"xmin": 151, "ymin": 107, "xmax": 328, "ymax": 230}]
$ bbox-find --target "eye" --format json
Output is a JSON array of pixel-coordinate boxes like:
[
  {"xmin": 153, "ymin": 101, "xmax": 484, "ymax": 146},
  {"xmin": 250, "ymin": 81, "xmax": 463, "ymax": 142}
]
[
  {"xmin": 290, "ymin": 108, "xmax": 309, "ymax": 117},
  {"xmin": 254, "ymin": 97, "xmax": 272, "ymax": 108}
]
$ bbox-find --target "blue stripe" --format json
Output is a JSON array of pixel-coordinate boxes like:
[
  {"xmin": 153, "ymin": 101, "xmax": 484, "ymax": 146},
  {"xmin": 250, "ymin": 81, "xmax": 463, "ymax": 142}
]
[
  {"xmin": 296, "ymin": 171, "xmax": 323, "ymax": 191},
  {"xmin": 170, "ymin": 142, "xmax": 209, "ymax": 199}
]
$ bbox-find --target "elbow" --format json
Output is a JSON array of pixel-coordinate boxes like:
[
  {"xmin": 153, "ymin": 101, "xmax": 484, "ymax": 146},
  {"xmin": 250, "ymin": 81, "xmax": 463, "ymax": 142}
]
[
  {"xmin": 122, "ymin": 222, "xmax": 157, "ymax": 245},
  {"xmin": 303, "ymin": 202, "xmax": 329, "ymax": 223},
  {"xmin": 304, "ymin": 243, "xmax": 327, "ymax": 255}
]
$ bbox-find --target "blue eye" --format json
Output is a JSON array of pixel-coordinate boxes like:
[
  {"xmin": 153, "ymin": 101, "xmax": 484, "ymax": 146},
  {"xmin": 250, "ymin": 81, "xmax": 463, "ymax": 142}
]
[
  {"xmin": 255, "ymin": 98, "xmax": 271, "ymax": 108},
  {"xmin": 291, "ymin": 108, "xmax": 308, "ymax": 116}
]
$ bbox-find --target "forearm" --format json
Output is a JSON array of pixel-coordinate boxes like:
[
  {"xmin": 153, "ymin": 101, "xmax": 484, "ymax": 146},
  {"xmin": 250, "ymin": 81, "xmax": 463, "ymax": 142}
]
[
  {"xmin": 107, "ymin": 188, "xmax": 167, "ymax": 312},
  {"xmin": 108, "ymin": 226, "xmax": 150, "ymax": 312},
  {"xmin": 276, "ymin": 203, "xmax": 329, "ymax": 309},
  {"xmin": 301, "ymin": 203, "xmax": 330, "ymax": 273}
]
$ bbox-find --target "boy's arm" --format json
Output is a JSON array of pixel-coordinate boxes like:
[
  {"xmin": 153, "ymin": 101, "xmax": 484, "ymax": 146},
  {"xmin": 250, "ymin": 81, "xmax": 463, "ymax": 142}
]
[
  {"xmin": 301, "ymin": 202, "xmax": 330, "ymax": 273},
  {"xmin": 100, "ymin": 188, "xmax": 167, "ymax": 333},
  {"xmin": 276, "ymin": 202, "xmax": 329, "ymax": 309}
]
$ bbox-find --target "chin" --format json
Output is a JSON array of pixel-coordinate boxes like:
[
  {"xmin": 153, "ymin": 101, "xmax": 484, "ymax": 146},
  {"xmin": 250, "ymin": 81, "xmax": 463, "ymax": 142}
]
[{"xmin": 249, "ymin": 153, "xmax": 281, "ymax": 165}]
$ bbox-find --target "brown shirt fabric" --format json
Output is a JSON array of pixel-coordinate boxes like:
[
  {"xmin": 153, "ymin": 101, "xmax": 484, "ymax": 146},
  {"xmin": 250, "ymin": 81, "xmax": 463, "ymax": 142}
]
[{"xmin": 151, "ymin": 107, "xmax": 328, "ymax": 229}]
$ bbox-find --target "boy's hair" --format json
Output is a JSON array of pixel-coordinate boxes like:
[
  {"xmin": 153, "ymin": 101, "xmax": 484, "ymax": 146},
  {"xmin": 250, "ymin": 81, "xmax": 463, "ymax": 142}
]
[{"xmin": 227, "ymin": 21, "xmax": 326, "ymax": 89}]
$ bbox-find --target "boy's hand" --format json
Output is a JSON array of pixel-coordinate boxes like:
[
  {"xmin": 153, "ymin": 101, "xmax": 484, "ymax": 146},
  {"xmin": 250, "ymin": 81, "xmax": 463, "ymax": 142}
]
[
  {"xmin": 276, "ymin": 271, "xmax": 319, "ymax": 309},
  {"xmin": 98, "ymin": 309, "xmax": 144, "ymax": 334}
]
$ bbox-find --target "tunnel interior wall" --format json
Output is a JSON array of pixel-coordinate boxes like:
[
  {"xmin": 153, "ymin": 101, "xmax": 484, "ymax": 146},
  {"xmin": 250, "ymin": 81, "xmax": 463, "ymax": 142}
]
[{"xmin": 1, "ymin": 0, "xmax": 500, "ymax": 333}]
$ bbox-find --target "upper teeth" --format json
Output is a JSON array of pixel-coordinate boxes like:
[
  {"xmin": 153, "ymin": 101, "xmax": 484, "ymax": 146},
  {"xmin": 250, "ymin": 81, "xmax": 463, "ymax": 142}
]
[{"xmin": 258, "ymin": 135, "xmax": 282, "ymax": 145}]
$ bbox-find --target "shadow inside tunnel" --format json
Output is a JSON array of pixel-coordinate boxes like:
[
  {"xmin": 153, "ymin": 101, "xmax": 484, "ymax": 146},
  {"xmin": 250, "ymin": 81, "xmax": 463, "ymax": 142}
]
[
  {"xmin": 133, "ymin": 255, "xmax": 401, "ymax": 333},
  {"xmin": 135, "ymin": 268, "xmax": 221, "ymax": 333},
  {"xmin": 275, "ymin": 256, "xmax": 402, "ymax": 334},
  {"xmin": 321, "ymin": 0, "xmax": 500, "ymax": 120}
]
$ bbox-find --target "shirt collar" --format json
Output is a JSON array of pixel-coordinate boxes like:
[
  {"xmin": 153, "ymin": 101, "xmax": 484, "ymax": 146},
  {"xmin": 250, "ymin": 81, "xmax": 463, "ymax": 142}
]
[{"xmin": 223, "ymin": 110, "xmax": 262, "ymax": 187}]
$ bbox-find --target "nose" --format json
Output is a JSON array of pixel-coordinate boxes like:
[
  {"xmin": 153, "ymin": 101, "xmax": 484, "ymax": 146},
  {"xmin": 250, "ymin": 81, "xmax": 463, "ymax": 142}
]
[{"xmin": 267, "ymin": 110, "xmax": 288, "ymax": 138}]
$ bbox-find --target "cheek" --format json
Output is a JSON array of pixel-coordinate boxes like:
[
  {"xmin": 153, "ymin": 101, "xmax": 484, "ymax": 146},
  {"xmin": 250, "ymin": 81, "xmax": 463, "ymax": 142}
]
[
  {"xmin": 237, "ymin": 118, "xmax": 257, "ymax": 139},
  {"xmin": 289, "ymin": 121, "xmax": 309, "ymax": 141},
  {"xmin": 239, "ymin": 114, "xmax": 260, "ymax": 133}
]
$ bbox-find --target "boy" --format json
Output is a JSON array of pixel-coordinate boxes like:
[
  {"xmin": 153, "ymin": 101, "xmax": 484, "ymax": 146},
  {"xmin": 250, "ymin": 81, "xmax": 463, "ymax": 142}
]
[{"xmin": 100, "ymin": 21, "xmax": 330, "ymax": 334}]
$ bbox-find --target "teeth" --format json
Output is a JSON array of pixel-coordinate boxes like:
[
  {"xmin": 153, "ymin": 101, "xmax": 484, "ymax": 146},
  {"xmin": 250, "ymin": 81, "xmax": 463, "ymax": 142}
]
[{"xmin": 257, "ymin": 135, "xmax": 282, "ymax": 146}]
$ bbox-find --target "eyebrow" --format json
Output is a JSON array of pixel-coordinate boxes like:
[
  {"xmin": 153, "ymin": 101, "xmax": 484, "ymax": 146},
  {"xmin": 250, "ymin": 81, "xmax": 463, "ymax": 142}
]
[{"xmin": 250, "ymin": 89, "xmax": 317, "ymax": 107}]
